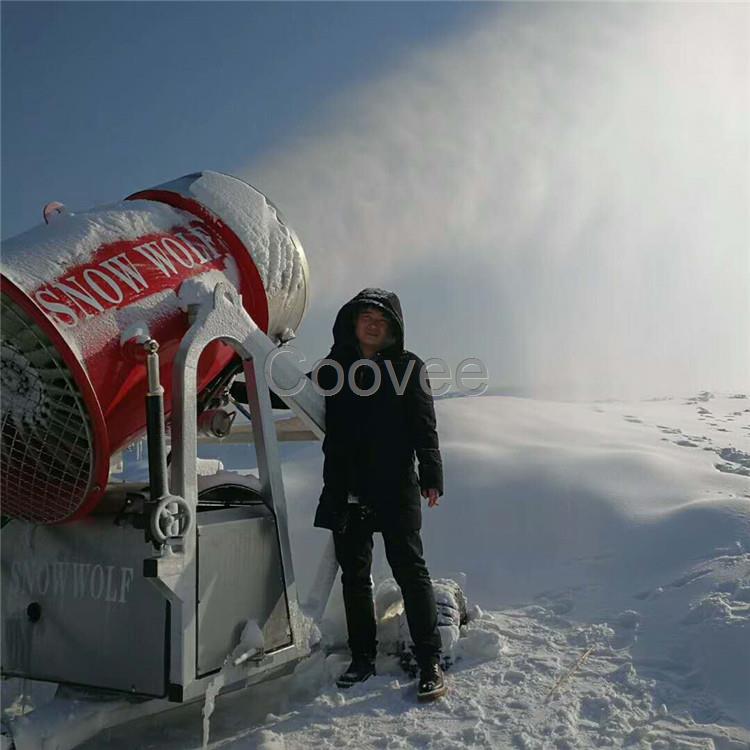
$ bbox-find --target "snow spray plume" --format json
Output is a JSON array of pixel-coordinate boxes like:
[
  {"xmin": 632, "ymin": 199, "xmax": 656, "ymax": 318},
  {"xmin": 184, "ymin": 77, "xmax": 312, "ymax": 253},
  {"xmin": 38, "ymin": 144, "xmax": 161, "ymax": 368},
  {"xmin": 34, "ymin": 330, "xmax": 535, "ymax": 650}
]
[{"xmin": 244, "ymin": 4, "xmax": 749, "ymax": 400}]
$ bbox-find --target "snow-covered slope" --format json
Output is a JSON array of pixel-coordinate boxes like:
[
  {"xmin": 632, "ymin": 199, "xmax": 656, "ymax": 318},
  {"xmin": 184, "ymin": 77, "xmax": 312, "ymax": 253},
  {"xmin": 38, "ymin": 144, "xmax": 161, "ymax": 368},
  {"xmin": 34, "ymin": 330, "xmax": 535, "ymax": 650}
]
[
  {"xmin": 5, "ymin": 392, "xmax": 749, "ymax": 749},
  {"xmin": 265, "ymin": 391, "xmax": 749, "ymax": 749}
]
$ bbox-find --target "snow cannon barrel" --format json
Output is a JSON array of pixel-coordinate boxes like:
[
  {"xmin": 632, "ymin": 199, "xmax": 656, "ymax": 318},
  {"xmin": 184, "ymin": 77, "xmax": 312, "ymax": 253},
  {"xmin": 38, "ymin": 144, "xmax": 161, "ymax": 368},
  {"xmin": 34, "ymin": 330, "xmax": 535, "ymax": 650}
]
[{"xmin": 0, "ymin": 171, "xmax": 309, "ymax": 524}]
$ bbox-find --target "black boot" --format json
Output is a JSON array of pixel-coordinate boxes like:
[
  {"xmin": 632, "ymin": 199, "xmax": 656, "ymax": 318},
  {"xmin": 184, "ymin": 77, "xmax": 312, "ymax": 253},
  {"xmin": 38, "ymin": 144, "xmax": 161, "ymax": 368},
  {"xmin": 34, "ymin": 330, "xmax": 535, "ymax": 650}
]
[
  {"xmin": 336, "ymin": 655, "xmax": 376, "ymax": 688},
  {"xmin": 417, "ymin": 661, "xmax": 446, "ymax": 701}
]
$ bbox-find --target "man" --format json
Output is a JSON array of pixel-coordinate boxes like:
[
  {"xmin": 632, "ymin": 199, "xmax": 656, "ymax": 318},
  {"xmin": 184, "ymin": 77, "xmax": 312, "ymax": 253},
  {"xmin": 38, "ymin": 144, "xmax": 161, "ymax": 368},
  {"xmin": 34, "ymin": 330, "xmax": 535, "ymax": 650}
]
[{"xmin": 313, "ymin": 288, "xmax": 446, "ymax": 702}]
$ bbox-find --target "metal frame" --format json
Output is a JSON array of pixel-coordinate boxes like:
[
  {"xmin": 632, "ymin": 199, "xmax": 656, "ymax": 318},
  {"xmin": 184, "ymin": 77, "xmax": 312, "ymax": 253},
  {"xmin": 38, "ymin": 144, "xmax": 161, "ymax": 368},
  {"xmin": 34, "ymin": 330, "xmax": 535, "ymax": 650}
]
[{"xmin": 146, "ymin": 280, "xmax": 325, "ymax": 702}]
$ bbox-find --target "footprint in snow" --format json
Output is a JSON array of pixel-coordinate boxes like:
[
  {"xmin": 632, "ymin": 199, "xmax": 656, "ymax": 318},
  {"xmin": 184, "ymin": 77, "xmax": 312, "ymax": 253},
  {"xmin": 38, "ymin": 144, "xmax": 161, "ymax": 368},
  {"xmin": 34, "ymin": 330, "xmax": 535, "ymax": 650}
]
[
  {"xmin": 681, "ymin": 593, "xmax": 742, "ymax": 625},
  {"xmin": 657, "ymin": 425, "xmax": 682, "ymax": 435},
  {"xmin": 717, "ymin": 447, "xmax": 750, "ymax": 468},
  {"xmin": 685, "ymin": 391, "xmax": 714, "ymax": 404},
  {"xmin": 712, "ymin": 447, "xmax": 750, "ymax": 476},
  {"xmin": 715, "ymin": 462, "xmax": 750, "ymax": 477}
]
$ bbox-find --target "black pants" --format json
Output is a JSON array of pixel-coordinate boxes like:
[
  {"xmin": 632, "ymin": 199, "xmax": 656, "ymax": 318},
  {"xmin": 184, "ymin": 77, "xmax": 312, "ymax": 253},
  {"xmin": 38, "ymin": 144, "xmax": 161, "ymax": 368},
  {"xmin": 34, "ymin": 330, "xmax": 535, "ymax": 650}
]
[{"xmin": 332, "ymin": 506, "xmax": 442, "ymax": 667}]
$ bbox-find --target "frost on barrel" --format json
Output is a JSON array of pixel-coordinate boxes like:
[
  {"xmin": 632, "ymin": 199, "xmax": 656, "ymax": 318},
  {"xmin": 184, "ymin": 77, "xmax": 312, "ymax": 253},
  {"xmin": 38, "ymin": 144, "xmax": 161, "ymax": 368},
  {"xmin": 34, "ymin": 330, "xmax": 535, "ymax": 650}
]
[{"xmin": 0, "ymin": 171, "xmax": 309, "ymax": 524}]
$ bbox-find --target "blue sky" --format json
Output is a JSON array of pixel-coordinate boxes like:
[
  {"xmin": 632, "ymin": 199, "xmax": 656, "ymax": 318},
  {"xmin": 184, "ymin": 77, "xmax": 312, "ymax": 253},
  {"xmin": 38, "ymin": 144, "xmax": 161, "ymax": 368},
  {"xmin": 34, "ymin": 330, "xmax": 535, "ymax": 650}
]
[
  {"xmin": 2, "ymin": 3, "xmax": 747, "ymax": 398},
  {"xmin": 1, "ymin": 2, "xmax": 486, "ymax": 239}
]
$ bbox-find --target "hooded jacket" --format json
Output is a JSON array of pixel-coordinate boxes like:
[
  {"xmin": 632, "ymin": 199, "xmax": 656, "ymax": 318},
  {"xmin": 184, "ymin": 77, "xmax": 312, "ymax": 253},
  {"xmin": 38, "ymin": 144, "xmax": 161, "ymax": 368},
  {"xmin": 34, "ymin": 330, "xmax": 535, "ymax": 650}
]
[{"xmin": 314, "ymin": 288, "xmax": 444, "ymax": 533}]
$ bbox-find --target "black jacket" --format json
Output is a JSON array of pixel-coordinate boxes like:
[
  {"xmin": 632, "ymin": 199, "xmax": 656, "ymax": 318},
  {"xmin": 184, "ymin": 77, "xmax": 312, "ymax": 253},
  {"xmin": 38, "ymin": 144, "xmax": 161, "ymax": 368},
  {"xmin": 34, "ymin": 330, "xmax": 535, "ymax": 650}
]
[{"xmin": 313, "ymin": 288, "xmax": 443, "ymax": 533}]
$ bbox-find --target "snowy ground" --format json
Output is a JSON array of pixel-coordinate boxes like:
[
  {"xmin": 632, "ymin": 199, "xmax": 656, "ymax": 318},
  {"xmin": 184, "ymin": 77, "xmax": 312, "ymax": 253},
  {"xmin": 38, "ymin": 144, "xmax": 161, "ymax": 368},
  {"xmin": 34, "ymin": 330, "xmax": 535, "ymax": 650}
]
[{"xmin": 3, "ymin": 391, "xmax": 749, "ymax": 749}]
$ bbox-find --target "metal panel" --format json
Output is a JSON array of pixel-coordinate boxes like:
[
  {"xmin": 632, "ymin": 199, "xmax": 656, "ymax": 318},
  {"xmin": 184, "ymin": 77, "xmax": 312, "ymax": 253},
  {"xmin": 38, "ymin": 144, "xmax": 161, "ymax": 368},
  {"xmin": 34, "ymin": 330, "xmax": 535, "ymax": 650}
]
[
  {"xmin": 161, "ymin": 281, "xmax": 323, "ymax": 692},
  {"xmin": 196, "ymin": 507, "xmax": 291, "ymax": 676},
  {"xmin": 1, "ymin": 518, "xmax": 168, "ymax": 696}
]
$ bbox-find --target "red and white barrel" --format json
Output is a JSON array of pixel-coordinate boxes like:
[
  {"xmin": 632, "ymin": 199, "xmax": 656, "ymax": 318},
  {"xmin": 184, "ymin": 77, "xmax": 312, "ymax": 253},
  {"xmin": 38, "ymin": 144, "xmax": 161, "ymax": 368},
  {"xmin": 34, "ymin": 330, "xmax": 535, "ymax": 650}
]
[{"xmin": 0, "ymin": 171, "xmax": 309, "ymax": 524}]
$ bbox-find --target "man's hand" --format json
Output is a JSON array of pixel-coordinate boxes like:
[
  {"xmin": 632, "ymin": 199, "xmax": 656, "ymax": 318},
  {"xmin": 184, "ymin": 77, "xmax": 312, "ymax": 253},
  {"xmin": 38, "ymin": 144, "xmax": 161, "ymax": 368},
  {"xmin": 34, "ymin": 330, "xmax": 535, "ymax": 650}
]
[{"xmin": 421, "ymin": 488, "xmax": 440, "ymax": 508}]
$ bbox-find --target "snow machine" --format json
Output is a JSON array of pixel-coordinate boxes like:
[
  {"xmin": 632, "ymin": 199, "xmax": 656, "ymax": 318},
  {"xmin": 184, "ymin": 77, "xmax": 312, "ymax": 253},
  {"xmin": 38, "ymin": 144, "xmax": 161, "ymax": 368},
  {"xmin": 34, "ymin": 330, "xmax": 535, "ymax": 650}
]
[{"xmin": 0, "ymin": 173, "xmax": 332, "ymax": 750}]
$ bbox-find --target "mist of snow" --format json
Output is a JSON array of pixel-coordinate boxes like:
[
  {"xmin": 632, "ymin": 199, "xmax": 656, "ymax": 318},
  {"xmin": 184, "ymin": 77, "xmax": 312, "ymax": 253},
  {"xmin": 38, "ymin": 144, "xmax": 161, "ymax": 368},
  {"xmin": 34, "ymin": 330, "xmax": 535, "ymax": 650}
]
[{"xmin": 245, "ymin": 3, "xmax": 749, "ymax": 400}]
